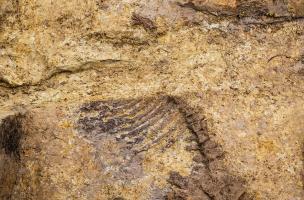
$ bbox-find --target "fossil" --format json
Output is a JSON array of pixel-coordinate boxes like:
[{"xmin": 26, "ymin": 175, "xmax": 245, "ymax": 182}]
[{"xmin": 76, "ymin": 96, "xmax": 248, "ymax": 199}]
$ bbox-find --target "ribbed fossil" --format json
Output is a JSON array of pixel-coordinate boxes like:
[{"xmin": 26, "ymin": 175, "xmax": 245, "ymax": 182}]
[
  {"xmin": 77, "ymin": 96, "xmax": 182, "ymax": 153},
  {"xmin": 77, "ymin": 96, "xmax": 249, "ymax": 199}
]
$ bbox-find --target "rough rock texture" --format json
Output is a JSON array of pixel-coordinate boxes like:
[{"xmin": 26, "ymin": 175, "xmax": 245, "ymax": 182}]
[
  {"xmin": 1, "ymin": 97, "xmax": 249, "ymax": 200},
  {"xmin": 0, "ymin": 0, "xmax": 304, "ymax": 200}
]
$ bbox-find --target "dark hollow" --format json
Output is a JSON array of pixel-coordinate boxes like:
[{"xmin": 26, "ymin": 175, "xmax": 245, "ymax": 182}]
[{"xmin": 0, "ymin": 114, "xmax": 23, "ymax": 158}]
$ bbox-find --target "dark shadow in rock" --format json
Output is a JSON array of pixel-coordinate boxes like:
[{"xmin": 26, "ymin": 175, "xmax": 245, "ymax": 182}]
[
  {"xmin": 0, "ymin": 114, "xmax": 23, "ymax": 158},
  {"xmin": 0, "ymin": 113, "xmax": 24, "ymax": 200}
]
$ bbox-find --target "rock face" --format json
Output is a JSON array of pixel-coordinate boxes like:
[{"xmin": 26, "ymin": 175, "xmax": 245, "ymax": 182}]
[
  {"xmin": 0, "ymin": 0, "xmax": 304, "ymax": 200},
  {"xmin": 1, "ymin": 97, "xmax": 248, "ymax": 199}
]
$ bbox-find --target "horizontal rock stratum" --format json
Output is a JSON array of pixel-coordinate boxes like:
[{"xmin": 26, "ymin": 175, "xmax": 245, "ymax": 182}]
[
  {"xmin": 178, "ymin": 0, "xmax": 304, "ymax": 17},
  {"xmin": 0, "ymin": 0, "xmax": 303, "ymax": 200}
]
